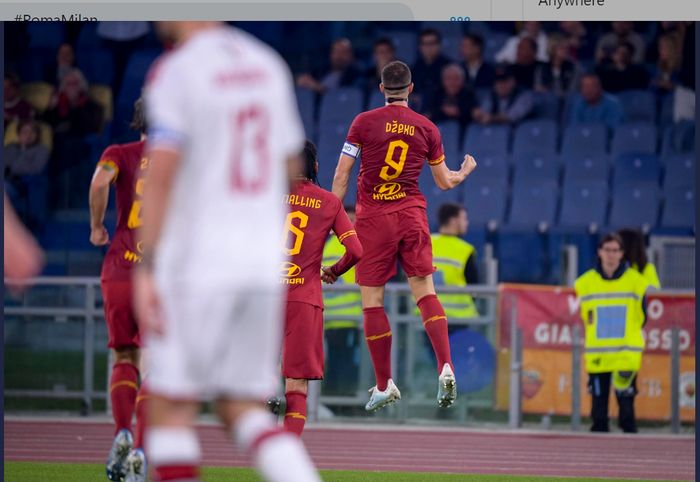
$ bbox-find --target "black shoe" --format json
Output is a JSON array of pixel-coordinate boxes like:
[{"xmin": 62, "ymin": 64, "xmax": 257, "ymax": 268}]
[{"xmin": 265, "ymin": 395, "xmax": 282, "ymax": 415}]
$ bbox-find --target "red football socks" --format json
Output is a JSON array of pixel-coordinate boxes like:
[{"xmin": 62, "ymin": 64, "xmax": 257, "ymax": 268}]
[
  {"xmin": 283, "ymin": 391, "xmax": 307, "ymax": 437},
  {"xmin": 363, "ymin": 307, "xmax": 392, "ymax": 391},
  {"xmin": 152, "ymin": 465, "xmax": 200, "ymax": 481},
  {"xmin": 110, "ymin": 363, "xmax": 139, "ymax": 435},
  {"xmin": 134, "ymin": 381, "xmax": 150, "ymax": 450},
  {"xmin": 417, "ymin": 294, "xmax": 454, "ymax": 373}
]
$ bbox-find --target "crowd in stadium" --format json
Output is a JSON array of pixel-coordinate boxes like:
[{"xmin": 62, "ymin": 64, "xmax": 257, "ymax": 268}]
[{"xmin": 3, "ymin": 20, "xmax": 696, "ymax": 283}]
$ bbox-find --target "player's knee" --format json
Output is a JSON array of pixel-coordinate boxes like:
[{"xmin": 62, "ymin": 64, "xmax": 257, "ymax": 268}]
[
  {"xmin": 285, "ymin": 378, "xmax": 308, "ymax": 394},
  {"xmin": 113, "ymin": 347, "xmax": 139, "ymax": 366}
]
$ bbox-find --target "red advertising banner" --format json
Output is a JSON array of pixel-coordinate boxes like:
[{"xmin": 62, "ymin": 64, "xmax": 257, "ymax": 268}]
[{"xmin": 496, "ymin": 284, "xmax": 696, "ymax": 422}]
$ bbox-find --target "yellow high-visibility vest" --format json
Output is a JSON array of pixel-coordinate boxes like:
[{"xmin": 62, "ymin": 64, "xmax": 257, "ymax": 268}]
[
  {"xmin": 322, "ymin": 235, "xmax": 362, "ymax": 329},
  {"xmin": 575, "ymin": 266, "xmax": 650, "ymax": 374},
  {"xmin": 414, "ymin": 234, "xmax": 478, "ymax": 319},
  {"xmin": 632, "ymin": 262, "xmax": 661, "ymax": 290}
]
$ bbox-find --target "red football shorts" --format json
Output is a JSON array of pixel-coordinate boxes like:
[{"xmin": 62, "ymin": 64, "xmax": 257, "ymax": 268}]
[
  {"xmin": 282, "ymin": 301, "xmax": 324, "ymax": 380},
  {"xmin": 355, "ymin": 206, "xmax": 436, "ymax": 286},
  {"xmin": 102, "ymin": 280, "xmax": 140, "ymax": 350}
]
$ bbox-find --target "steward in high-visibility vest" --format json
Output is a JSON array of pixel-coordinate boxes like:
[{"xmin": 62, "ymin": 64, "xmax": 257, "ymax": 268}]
[
  {"xmin": 414, "ymin": 203, "xmax": 479, "ymax": 319},
  {"xmin": 618, "ymin": 228, "xmax": 661, "ymax": 290},
  {"xmin": 322, "ymin": 234, "xmax": 363, "ymax": 329},
  {"xmin": 575, "ymin": 232, "xmax": 650, "ymax": 433}
]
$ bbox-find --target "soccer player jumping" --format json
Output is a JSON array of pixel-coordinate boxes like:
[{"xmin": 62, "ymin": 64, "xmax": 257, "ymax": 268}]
[{"xmin": 332, "ymin": 61, "xmax": 477, "ymax": 411}]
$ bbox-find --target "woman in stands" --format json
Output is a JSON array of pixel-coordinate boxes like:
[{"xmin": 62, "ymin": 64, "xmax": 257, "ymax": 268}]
[{"xmin": 618, "ymin": 228, "xmax": 661, "ymax": 290}]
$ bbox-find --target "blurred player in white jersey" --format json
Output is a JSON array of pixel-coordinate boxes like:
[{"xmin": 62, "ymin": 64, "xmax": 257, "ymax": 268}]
[{"xmin": 134, "ymin": 21, "xmax": 321, "ymax": 482}]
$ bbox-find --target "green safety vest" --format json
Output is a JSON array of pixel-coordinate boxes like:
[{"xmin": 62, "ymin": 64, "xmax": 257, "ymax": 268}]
[
  {"xmin": 414, "ymin": 234, "xmax": 479, "ymax": 319},
  {"xmin": 575, "ymin": 267, "xmax": 650, "ymax": 374},
  {"xmin": 322, "ymin": 235, "xmax": 362, "ymax": 329}
]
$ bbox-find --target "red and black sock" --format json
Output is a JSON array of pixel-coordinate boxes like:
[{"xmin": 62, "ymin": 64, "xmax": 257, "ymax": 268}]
[
  {"xmin": 283, "ymin": 391, "xmax": 307, "ymax": 437},
  {"xmin": 363, "ymin": 307, "xmax": 392, "ymax": 391},
  {"xmin": 110, "ymin": 363, "xmax": 139, "ymax": 435},
  {"xmin": 417, "ymin": 294, "xmax": 453, "ymax": 373}
]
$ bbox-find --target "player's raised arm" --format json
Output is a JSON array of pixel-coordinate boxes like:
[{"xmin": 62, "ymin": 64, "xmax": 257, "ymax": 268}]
[
  {"xmin": 89, "ymin": 152, "xmax": 118, "ymax": 246},
  {"xmin": 430, "ymin": 154, "xmax": 477, "ymax": 191}
]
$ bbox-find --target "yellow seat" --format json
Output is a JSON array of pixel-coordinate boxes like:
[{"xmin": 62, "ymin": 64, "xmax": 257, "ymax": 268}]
[
  {"xmin": 19, "ymin": 81, "xmax": 55, "ymax": 115},
  {"xmin": 4, "ymin": 119, "xmax": 53, "ymax": 154},
  {"xmin": 89, "ymin": 84, "xmax": 113, "ymax": 122}
]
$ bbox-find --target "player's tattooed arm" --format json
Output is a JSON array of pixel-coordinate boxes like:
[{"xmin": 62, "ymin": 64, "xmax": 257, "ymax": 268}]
[
  {"xmin": 430, "ymin": 154, "xmax": 477, "ymax": 191},
  {"xmin": 332, "ymin": 153, "xmax": 356, "ymax": 203},
  {"xmin": 89, "ymin": 162, "xmax": 117, "ymax": 246}
]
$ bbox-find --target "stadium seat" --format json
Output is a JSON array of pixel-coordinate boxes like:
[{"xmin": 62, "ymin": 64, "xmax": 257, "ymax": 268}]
[
  {"xmin": 463, "ymin": 124, "xmax": 510, "ymax": 155},
  {"xmin": 420, "ymin": 21, "xmax": 465, "ymax": 38},
  {"xmin": 316, "ymin": 122, "xmax": 352, "ymax": 186},
  {"xmin": 608, "ymin": 182, "xmax": 660, "ymax": 229},
  {"xmin": 617, "ymin": 89, "xmax": 656, "ymax": 123},
  {"xmin": 295, "ymin": 87, "xmax": 316, "ymax": 141},
  {"xmin": 483, "ymin": 32, "xmax": 509, "ymax": 63},
  {"xmin": 512, "ymin": 120, "xmax": 557, "ymax": 156},
  {"xmin": 661, "ymin": 121, "xmax": 696, "ymax": 158},
  {"xmin": 563, "ymin": 156, "xmax": 609, "ymax": 185},
  {"xmin": 318, "ymin": 87, "xmax": 363, "ymax": 126},
  {"xmin": 661, "ymin": 188, "xmax": 695, "ymax": 229},
  {"xmin": 76, "ymin": 21, "xmax": 102, "ymax": 51},
  {"xmin": 377, "ymin": 31, "xmax": 417, "ymax": 66},
  {"xmin": 560, "ymin": 123, "xmax": 607, "ymax": 161},
  {"xmin": 612, "ymin": 153, "xmax": 660, "ymax": 188},
  {"xmin": 435, "ymin": 121, "xmax": 461, "ymax": 154},
  {"xmin": 512, "ymin": 153, "xmax": 559, "ymax": 184},
  {"xmin": 27, "ymin": 22, "xmax": 65, "ymax": 50},
  {"xmin": 507, "ymin": 180, "xmax": 559, "ymax": 228},
  {"xmin": 532, "ymin": 91, "xmax": 559, "ymax": 120},
  {"xmin": 419, "ymin": 156, "xmax": 461, "ymax": 231},
  {"xmin": 663, "ymin": 153, "xmax": 695, "ymax": 189},
  {"xmin": 467, "ymin": 152, "xmax": 508, "ymax": 183},
  {"xmin": 77, "ymin": 49, "xmax": 116, "ymax": 87},
  {"xmin": 461, "ymin": 179, "xmax": 508, "ymax": 229},
  {"xmin": 367, "ymin": 90, "xmax": 385, "ymax": 111},
  {"xmin": 4, "ymin": 119, "xmax": 53, "ymax": 153},
  {"xmin": 496, "ymin": 227, "xmax": 550, "ymax": 283},
  {"xmin": 558, "ymin": 181, "xmax": 608, "ymax": 229},
  {"xmin": 19, "ymin": 81, "xmax": 54, "ymax": 115},
  {"xmin": 610, "ymin": 122, "xmax": 657, "ymax": 160},
  {"xmin": 113, "ymin": 49, "xmax": 162, "ymax": 141},
  {"xmin": 658, "ymin": 92, "xmax": 674, "ymax": 128},
  {"xmin": 88, "ymin": 84, "xmax": 114, "ymax": 122},
  {"xmin": 560, "ymin": 91, "xmax": 579, "ymax": 126}
]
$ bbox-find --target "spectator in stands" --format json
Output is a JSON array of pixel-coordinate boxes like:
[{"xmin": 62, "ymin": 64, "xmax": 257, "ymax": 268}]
[
  {"xmin": 596, "ymin": 21, "xmax": 646, "ymax": 64},
  {"xmin": 510, "ymin": 37, "xmax": 548, "ymax": 90},
  {"xmin": 43, "ymin": 43, "xmax": 76, "ymax": 87},
  {"xmin": 364, "ymin": 38, "xmax": 395, "ymax": 92},
  {"xmin": 411, "ymin": 29, "xmax": 452, "ymax": 104},
  {"xmin": 4, "ymin": 73, "xmax": 35, "ymax": 132},
  {"xmin": 646, "ymin": 22, "xmax": 682, "ymax": 63},
  {"xmin": 569, "ymin": 73, "xmax": 625, "ymax": 130},
  {"xmin": 495, "ymin": 21, "xmax": 549, "ymax": 65},
  {"xmin": 534, "ymin": 34, "xmax": 583, "ymax": 97},
  {"xmin": 471, "ymin": 67, "xmax": 534, "ymax": 126},
  {"xmin": 296, "ymin": 38, "xmax": 363, "ymax": 94},
  {"xmin": 97, "ymin": 21, "xmax": 151, "ymax": 96},
  {"xmin": 618, "ymin": 228, "xmax": 661, "ymax": 290},
  {"xmin": 557, "ymin": 21, "xmax": 595, "ymax": 61},
  {"xmin": 596, "ymin": 42, "xmax": 650, "ymax": 93},
  {"xmin": 649, "ymin": 34, "xmax": 681, "ymax": 96},
  {"xmin": 422, "ymin": 64, "xmax": 476, "ymax": 128},
  {"xmin": 460, "ymin": 34, "xmax": 495, "ymax": 89}
]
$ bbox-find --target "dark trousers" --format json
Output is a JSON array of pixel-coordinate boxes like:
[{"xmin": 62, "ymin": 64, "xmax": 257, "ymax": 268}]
[{"xmin": 588, "ymin": 372, "xmax": 638, "ymax": 433}]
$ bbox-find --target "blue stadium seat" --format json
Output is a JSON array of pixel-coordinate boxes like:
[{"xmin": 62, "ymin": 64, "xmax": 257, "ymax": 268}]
[
  {"xmin": 560, "ymin": 123, "xmax": 607, "ymax": 160},
  {"xmin": 533, "ymin": 91, "xmax": 559, "ymax": 120},
  {"xmin": 113, "ymin": 49, "xmax": 162, "ymax": 141},
  {"xmin": 507, "ymin": 180, "xmax": 559, "ymax": 228},
  {"xmin": 316, "ymin": 122, "xmax": 352, "ymax": 186},
  {"xmin": 419, "ymin": 152, "xmax": 462, "ymax": 230},
  {"xmin": 420, "ymin": 21, "xmax": 465, "ymax": 38},
  {"xmin": 77, "ymin": 49, "xmax": 116, "ymax": 86},
  {"xmin": 435, "ymin": 121, "xmax": 461, "ymax": 154},
  {"xmin": 558, "ymin": 181, "xmax": 608, "ymax": 229},
  {"xmin": 377, "ymin": 31, "xmax": 417, "ymax": 66},
  {"xmin": 608, "ymin": 182, "xmax": 660, "ymax": 229},
  {"xmin": 617, "ymin": 89, "xmax": 656, "ymax": 123},
  {"xmin": 661, "ymin": 188, "xmax": 695, "ymax": 229},
  {"xmin": 318, "ymin": 87, "xmax": 363, "ymax": 126},
  {"xmin": 512, "ymin": 154, "xmax": 559, "ymax": 183},
  {"xmin": 496, "ymin": 227, "xmax": 550, "ymax": 283},
  {"xmin": 76, "ymin": 22, "xmax": 102, "ymax": 51},
  {"xmin": 610, "ymin": 123, "xmax": 657, "ymax": 160},
  {"xmin": 463, "ymin": 124, "xmax": 510, "ymax": 155},
  {"xmin": 461, "ymin": 179, "xmax": 508, "ymax": 229},
  {"xmin": 661, "ymin": 121, "xmax": 696, "ymax": 158},
  {"xmin": 612, "ymin": 153, "xmax": 660, "ymax": 188},
  {"xmin": 483, "ymin": 33, "xmax": 509, "ymax": 63},
  {"xmin": 468, "ymin": 152, "xmax": 508, "ymax": 183},
  {"xmin": 27, "ymin": 22, "xmax": 65, "ymax": 50},
  {"xmin": 547, "ymin": 227, "xmax": 599, "ymax": 283},
  {"xmin": 561, "ymin": 92, "xmax": 579, "ymax": 126},
  {"xmin": 563, "ymin": 157, "xmax": 609, "ymax": 185},
  {"xmin": 658, "ymin": 92, "xmax": 674, "ymax": 129},
  {"xmin": 663, "ymin": 153, "xmax": 695, "ymax": 189},
  {"xmin": 367, "ymin": 90, "xmax": 385, "ymax": 111},
  {"xmin": 295, "ymin": 88, "xmax": 316, "ymax": 142},
  {"xmin": 512, "ymin": 120, "xmax": 557, "ymax": 156}
]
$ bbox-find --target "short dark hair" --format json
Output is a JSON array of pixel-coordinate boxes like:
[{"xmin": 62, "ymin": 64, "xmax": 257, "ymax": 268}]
[
  {"xmin": 130, "ymin": 97, "xmax": 148, "ymax": 135},
  {"xmin": 381, "ymin": 61, "xmax": 412, "ymax": 90},
  {"xmin": 618, "ymin": 228, "xmax": 648, "ymax": 272},
  {"xmin": 420, "ymin": 28, "xmax": 442, "ymax": 43},
  {"xmin": 598, "ymin": 232, "xmax": 625, "ymax": 251},
  {"xmin": 464, "ymin": 34, "xmax": 484, "ymax": 52},
  {"xmin": 438, "ymin": 202, "xmax": 465, "ymax": 227},
  {"xmin": 374, "ymin": 37, "xmax": 395, "ymax": 52},
  {"xmin": 302, "ymin": 139, "xmax": 319, "ymax": 185}
]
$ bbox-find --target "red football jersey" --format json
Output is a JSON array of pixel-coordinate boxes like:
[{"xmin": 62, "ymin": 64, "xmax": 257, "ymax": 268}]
[
  {"xmin": 280, "ymin": 181, "xmax": 356, "ymax": 309},
  {"xmin": 345, "ymin": 105, "xmax": 445, "ymax": 220},
  {"xmin": 98, "ymin": 140, "xmax": 148, "ymax": 282}
]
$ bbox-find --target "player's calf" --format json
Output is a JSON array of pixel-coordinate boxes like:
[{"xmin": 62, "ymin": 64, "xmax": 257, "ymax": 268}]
[{"xmin": 284, "ymin": 378, "xmax": 308, "ymax": 437}]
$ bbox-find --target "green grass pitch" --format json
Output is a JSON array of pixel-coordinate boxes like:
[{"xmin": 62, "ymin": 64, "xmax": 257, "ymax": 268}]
[{"xmin": 4, "ymin": 462, "xmax": 685, "ymax": 482}]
